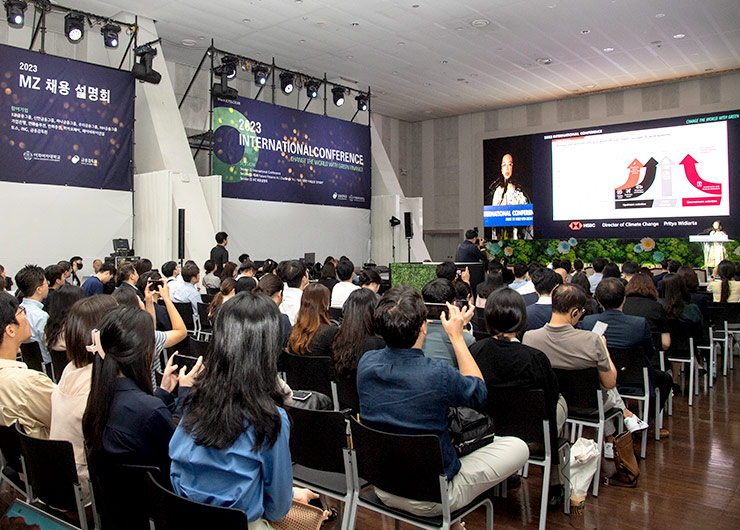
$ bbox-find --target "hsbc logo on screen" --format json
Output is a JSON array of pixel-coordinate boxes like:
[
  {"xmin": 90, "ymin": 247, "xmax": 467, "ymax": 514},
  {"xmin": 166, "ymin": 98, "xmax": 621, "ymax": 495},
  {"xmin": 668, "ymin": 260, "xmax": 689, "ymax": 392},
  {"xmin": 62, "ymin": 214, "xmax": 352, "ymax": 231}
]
[{"xmin": 569, "ymin": 221, "xmax": 595, "ymax": 231}]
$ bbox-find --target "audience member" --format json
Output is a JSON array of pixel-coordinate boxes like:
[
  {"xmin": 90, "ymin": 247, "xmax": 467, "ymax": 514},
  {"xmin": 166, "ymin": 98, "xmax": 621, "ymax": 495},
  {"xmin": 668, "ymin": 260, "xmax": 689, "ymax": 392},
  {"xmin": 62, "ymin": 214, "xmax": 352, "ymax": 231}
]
[
  {"xmin": 201, "ymin": 260, "xmax": 220, "ymax": 291},
  {"xmin": 602, "ymin": 262, "xmax": 622, "ymax": 283},
  {"xmin": 235, "ymin": 276, "xmax": 257, "ymax": 293},
  {"xmin": 0, "ymin": 264, "xmax": 6, "ymax": 291},
  {"xmin": 236, "ymin": 260, "xmax": 258, "ymax": 279},
  {"xmin": 171, "ymin": 261, "xmax": 203, "ymax": 318},
  {"xmin": 16, "ymin": 264, "xmax": 51, "ymax": 366},
  {"xmin": 138, "ymin": 270, "xmax": 173, "ymax": 331},
  {"xmin": 0, "ymin": 292, "xmax": 56, "ymax": 438},
  {"xmin": 331, "ymin": 258, "xmax": 360, "ymax": 309},
  {"xmin": 81, "ymin": 261, "xmax": 116, "ymax": 297},
  {"xmin": 569, "ymin": 271, "xmax": 599, "ymax": 315},
  {"xmin": 82, "ymin": 306, "xmax": 202, "ymax": 475},
  {"xmin": 43, "ymin": 264, "xmax": 66, "ymax": 310},
  {"xmin": 237, "ymin": 253, "xmax": 251, "ymax": 265},
  {"xmin": 254, "ymin": 274, "xmax": 291, "ymax": 347},
  {"xmin": 436, "ymin": 261, "xmax": 457, "ymax": 282},
  {"xmin": 525, "ymin": 268, "xmax": 563, "ymax": 331},
  {"xmin": 259, "ymin": 258, "xmax": 278, "ymax": 277},
  {"xmin": 553, "ymin": 266, "xmax": 568, "ymax": 284},
  {"xmin": 707, "ymin": 260, "xmax": 740, "ymax": 302},
  {"xmin": 560, "ymin": 259, "xmax": 572, "ymax": 278},
  {"xmin": 471, "ymin": 287, "xmax": 567, "ymax": 508},
  {"xmin": 421, "ymin": 278, "xmax": 475, "ymax": 367},
  {"xmin": 220, "ymin": 261, "xmax": 238, "ymax": 283},
  {"xmin": 623, "ymin": 273, "xmax": 670, "ymax": 353},
  {"xmin": 677, "ymin": 266, "xmax": 707, "ymax": 314},
  {"xmin": 621, "ymin": 261, "xmax": 639, "ymax": 282},
  {"xmin": 454, "ymin": 279, "xmax": 474, "ymax": 307},
  {"xmin": 169, "ymin": 292, "xmax": 322, "ymax": 525},
  {"xmin": 288, "ymin": 283, "xmax": 337, "ymax": 356},
  {"xmin": 318, "ymin": 262, "xmax": 338, "ymax": 292},
  {"xmin": 652, "ymin": 258, "xmax": 671, "ymax": 287},
  {"xmin": 50, "ymin": 294, "xmax": 118, "ymax": 504},
  {"xmin": 69, "ymin": 256, "xmax": 84, "ymax": 286},
  {"xmin": 210, "ymin": 231, "xmax": 229, "ymax": 277},
  {"xmin": 116, "ymin": 262, "xmax": 141, "ymax": 300},
  {"xmin": 357, "ymin": 286, "xmax": 528, "ymax": 518},
  {"xmin": 573, "ymin": 259, "xmax": 584, "ymax": 275},
  {"xmin": 44, "ymin": 283, "xmax": 84, "ymax": 353},
  {"xmin": 588, "ymin": 257, "xmax": 607, "ymax": 293},
  {"xmin": 509, "ymin": 263, "xmax": 529, "ymax": 292},
  {"xmin": 92, "ymin": 259, "xmax": 102, "ymax": 274},
  {"xmin": 207, "ymin": 277, "xmax": 236, "ymax": 321},
  {"xmin": 134, "ymin": 258, "xmax": 153, "ymax": 277},
  {"xmin": 277, "ymin": 260, "xmax": 308, "ymax": 325},
  {"xmin": 358, "ymin": 268, "xmax": 382, "ymax": 294},
  {"xmin": 455, "ymin": 228, "xmax": 488, "ymax": 264},
  {"xmin": 161, "ymin": 261, "xmax": 180, "ymax": 289},
  {"xmin": 475, "ymin": 272, "xmax": 504, "ymax": 308},
  {"xmin": 584, "ymin": 279, "xmax": 672, "ymax": 430},
  {"xmin": 656, "ymin": 259, "xmax": 682, "ymax": 296},
  {"xmin": 58, "ymin": 260, "xmax": 73, "ymax": 283},
  {"xmin": 661, "ymin": 274, "xmax": 704, "ymax": 388}
]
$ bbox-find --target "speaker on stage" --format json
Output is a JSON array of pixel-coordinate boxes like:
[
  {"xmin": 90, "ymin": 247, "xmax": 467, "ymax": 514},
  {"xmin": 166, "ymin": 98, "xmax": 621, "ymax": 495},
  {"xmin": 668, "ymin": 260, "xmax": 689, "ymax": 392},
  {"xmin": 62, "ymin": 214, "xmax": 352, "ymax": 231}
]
[
  {"xmin": 177, "ymin": 209, "xmax": 185, "ymax": 260},
  {"xmin": 404, "ymin": 212, "xmax": 414, "ymax": 239}
]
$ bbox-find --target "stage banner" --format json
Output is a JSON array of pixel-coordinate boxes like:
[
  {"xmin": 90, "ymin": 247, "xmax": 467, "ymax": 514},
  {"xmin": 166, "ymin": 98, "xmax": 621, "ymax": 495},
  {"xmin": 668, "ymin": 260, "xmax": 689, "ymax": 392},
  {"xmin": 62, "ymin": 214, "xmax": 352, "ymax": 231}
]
[
  {"xmin": 0, "ymin": 43, "xmax": 134, "ymax": 191},
  {"xmin": 212, "ymin": 95, "xmax": 371, "ymax": 209}
]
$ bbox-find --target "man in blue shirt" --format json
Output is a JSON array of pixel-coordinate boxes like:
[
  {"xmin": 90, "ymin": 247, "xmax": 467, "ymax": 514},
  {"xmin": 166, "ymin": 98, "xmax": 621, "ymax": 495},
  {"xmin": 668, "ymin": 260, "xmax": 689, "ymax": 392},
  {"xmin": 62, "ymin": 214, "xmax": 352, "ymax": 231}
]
[
  {"xmin": 171, "ymin": 261, "xmax": 203, "ymax": 319},
  {"xmin": 421, "ymin": 278, "xmax": 475, "ymax": 367},
  {"xmin": 81, "ymin": 262, "xmax": 116, "ymax": 296},
  {"xmin": 357, "ymin": 286, "xmax": 528, "ymax": 517},
  {"xmin": 15, "ymin": 265, "xmax": 51, "ymax": 366}
]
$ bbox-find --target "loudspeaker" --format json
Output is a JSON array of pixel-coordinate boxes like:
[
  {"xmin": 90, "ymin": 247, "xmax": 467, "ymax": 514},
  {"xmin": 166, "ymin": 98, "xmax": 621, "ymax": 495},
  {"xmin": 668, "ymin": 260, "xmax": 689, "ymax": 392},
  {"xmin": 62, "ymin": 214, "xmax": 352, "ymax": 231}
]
[
  {"xmin": 404, "ymin": 212, "xmax": 414, "ymax": 239},
  {"xmin": 177, "ymin": 209, "xmax": 185, "ymax": 260}
]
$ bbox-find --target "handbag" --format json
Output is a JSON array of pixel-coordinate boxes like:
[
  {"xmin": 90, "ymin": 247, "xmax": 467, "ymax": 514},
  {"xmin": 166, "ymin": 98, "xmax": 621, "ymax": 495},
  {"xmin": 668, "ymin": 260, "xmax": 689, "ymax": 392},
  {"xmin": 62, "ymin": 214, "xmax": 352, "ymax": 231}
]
[
  {"xmin": 447, "ymin": 407, "xmax": 495, "ymax": 457},
  {"xmin": 271, "ymin": 500, "xmax": 325, "ymax": 530},
  {"xmin": 608, "ymin": 431, "xmax": 640, "ymax": 487}
]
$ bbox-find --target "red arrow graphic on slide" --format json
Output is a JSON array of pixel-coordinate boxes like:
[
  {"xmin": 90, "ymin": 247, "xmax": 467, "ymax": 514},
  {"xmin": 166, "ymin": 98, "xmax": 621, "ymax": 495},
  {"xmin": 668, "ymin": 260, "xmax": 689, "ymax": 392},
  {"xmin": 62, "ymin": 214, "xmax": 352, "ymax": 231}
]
[
  {"xmin": 681, "ymin": 155, "xmax": 722, "ymax": 195},
  {"xmin": 616, "ymin": 159, "xmax": 643, "ymax": 190}
]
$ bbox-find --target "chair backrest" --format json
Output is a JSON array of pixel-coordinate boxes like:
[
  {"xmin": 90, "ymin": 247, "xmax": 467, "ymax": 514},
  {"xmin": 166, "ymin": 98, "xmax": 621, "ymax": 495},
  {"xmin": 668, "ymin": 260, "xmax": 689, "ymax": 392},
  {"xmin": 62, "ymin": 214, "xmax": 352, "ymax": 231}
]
[
  {"xmin": 206, "ymin": 287, "xmax": 220, "ymax": 296},
  {"xmin": 282, "ymin": 353, "xmax": 333, "ymax": 396},
  {"xmin": 188, "ymin": 336, "xmax": 210, "ymax": 358},
  {"xmin": 710, "ymin": 302, "xmax": 740, "ymax": 324},
  {"xmin": 665, "ymin": 319, "xmax": 694, "ymax": 359},
  {"xmin": 483, "ymin": 388, "xmax": 547, "ymax": 456},
  {"xmin": 552, "ymin": 367, "xmax": 601, "ymax": 415},
  {"xmin": 0, "ymin": 423, "xmax": 23, "ymax": 473},
  {"xmin": 287, "ymin": 407, "xmax": 348, "ymax": 474},
  {"xmin": 608, "ymin": 347, "xmax": 647, "ymax": 388},
  {"xmin": 17, "ymin": 427, "xmax": 79, "ymax": 511},
  {"xmin": 173, "ymin": 302, "xmax": 196, "ymax": 331},
  {"xmin": 20, "ymin": 342, "xmax": 44, "ymax": 372},
  {"xmin": 200, "ymin": 294, "xmax": 214, "ymax": 304},
  {"xmin": 196, "ymin": 302, "xmax": 212, "ymax": 331},
  {"xmin": 146, "ymin": 471, "xmax": 249, "ymax": 530},
  {"xmin": 349, "ymin": 417, "xmax": 443, "ymax": 504},
  {"xmin": 50, "ymin": 349, "xmax": 69, "ymax": 383},
  {"xmin": 88, "ymin": 459, "xmax": 159, "ymax": 530},
  {"xmin": 333, "ymin": 375, "xmax": 360, "ymax": 412},
  {"xmin": 328, "ymin": 307, "xmax": 344, "ymax": 324}
]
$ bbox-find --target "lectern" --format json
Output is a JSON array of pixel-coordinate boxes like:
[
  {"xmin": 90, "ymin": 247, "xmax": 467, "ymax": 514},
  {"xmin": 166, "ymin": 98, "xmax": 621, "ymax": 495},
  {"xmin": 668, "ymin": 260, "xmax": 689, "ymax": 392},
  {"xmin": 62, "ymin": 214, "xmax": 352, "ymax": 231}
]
[{"xmin": 689, "ymin": 233, "xmax": 730, "ymax": 271}]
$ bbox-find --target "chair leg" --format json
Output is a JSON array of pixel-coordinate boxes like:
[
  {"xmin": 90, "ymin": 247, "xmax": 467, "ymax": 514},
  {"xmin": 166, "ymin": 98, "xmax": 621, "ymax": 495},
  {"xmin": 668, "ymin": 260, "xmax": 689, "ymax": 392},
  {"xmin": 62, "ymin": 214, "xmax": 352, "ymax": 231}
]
[
  {"xmin": 655, "ymin": 388, "xmax": 661, "ymax": 441},
  {"xmin": 539, "ymin": 457, "xmax": 551, "ymax": 530},
  {"xmin": 523, "ymin": 462, "xmax": 529, "ymax": 478},
  {"xmin": 592, "ymin": 424, "xmax": 604, "ymax": 497},
  {"xmin": 640, "ymin": 424, "xmax": 647, "ymax": 459},
  {"xmin": 688, "ymin": 359, "xmax": 694, "ymax": 406},
  {"xmin": 563, "ymin": 444, "xmax": 571, "ymax": 515}
]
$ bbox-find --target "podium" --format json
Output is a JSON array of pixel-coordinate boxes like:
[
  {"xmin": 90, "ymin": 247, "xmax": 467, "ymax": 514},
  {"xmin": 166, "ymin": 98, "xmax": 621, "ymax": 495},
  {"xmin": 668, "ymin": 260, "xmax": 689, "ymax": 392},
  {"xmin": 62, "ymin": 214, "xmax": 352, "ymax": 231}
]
[{"xmin": 689, "ymin": 233, "xmax": 731, "ymax": 270}]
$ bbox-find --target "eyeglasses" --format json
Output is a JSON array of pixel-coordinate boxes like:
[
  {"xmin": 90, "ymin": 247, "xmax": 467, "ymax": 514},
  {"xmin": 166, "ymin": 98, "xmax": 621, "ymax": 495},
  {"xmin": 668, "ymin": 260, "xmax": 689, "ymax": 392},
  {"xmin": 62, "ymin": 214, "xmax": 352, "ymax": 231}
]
[{"xmin": 16, "ymin": 306, "xmax": 27, "ymax": 316}]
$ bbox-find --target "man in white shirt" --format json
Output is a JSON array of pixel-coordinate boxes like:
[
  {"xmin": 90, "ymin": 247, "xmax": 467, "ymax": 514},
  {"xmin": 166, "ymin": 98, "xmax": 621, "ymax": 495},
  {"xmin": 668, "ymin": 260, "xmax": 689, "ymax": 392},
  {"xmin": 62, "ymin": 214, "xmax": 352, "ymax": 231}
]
[
  {"xmin": 277, "ymin": 260, "xmax": 309, "ymax": 325},
  {"xmin": 162, "ymin": 260, "xmax": 181, "ymax": 288},
  {"xmin": 510, "ymin": 263, "xmax": 534, "ymax": 294},
  {"xmin": 15, "ymin": 265, "xmax": 51, "ymax": 366},
  {"xmin": 588, "ymin": 257, "xmax": 607, "ymax": 293},
  {"xmin": 331, "ymin": 258, "xmax": 360, "ymax": 309},
  {"xmin": 171, "ymin": 261, "xmax": 203, "ymax": 318}
]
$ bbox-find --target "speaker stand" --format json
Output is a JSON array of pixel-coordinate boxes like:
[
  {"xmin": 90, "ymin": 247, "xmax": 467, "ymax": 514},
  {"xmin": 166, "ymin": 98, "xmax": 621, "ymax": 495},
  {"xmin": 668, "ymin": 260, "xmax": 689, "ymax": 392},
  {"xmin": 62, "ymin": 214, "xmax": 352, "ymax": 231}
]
[{"xmin": 406, "ymin": 237, "xmax": 412, "ymax": 263}]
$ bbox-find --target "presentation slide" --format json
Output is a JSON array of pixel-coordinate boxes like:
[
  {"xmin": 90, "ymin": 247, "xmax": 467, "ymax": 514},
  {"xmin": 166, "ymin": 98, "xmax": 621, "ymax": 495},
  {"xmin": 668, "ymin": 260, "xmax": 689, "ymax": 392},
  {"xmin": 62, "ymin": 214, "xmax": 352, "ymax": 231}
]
[{"xmin": 212, "ymin": 96, "xmax": 371, "ymax": 209}]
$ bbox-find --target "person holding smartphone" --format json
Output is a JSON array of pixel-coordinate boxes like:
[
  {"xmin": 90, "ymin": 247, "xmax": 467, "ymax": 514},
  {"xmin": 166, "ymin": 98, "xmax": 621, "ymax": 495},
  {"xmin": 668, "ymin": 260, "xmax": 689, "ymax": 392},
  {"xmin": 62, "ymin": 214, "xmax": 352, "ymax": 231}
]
[{"xmin": 421, "ymin": 279, "xmax": 476, "ymax": 367}]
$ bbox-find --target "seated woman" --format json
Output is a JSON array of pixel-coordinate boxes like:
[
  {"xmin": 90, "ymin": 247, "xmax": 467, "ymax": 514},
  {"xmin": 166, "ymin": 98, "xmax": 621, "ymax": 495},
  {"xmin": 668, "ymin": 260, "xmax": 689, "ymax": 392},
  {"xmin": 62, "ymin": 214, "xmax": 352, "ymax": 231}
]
[
  {"xmin": 254, "ymin": 274, "xmax": 291, "ymax": 348},
  {"xmin": 208, "ymin": 277, "xmax": 236, "ymax": 321},
  {"xmin": 287, "ymin": 283, "xmax": 337, "ymax": 356},
  {"xmin": 475, "ymin": 272, "xmax": 504, "ymax": 308},
  {"xmin": 44, "ymin": 283, "xmax": 84, "ymax": 352},
  {"xmin": 82, "ymin": 305, "xmax": 202, "ymax": 474},
  {"xmin": 50, "ymin": 294, "xmax": 118, "ymax": 505},
  {"xmin": 470, "ymin": 286, "xmax": 567, "ymax": 508},
  {"xmin": 317, "ymin": 261, "xmax": 338, "ymax": 293},
  {"xmin": 661, "ymin": 274, "xmax": 704, "ymax": 388},
  {"xmin": 623, "ymin": 272, "xmax": 670, "ymax": 355},
  {"xmin": 220, "ymin": 261, "xmax": 238, "ymax": 283},
  {"xmin": 169, "ymin": 292, "xmax": 325, "ymax": 528},
  {"xmin": 357, "ymin": 268, "xmax": 382, "ymax": 295},
  {"xmin": 677, "ymin": 266, "xmax": 708, "ymax": 315},
  {"xmin": 707, "ymin": 260, "xmax": 740, "ymax": 303}
]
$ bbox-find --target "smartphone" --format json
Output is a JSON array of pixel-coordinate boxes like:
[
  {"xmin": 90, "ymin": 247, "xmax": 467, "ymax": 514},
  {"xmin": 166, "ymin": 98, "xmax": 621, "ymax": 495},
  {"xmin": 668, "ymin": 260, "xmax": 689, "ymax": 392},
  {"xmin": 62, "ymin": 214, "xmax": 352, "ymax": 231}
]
[
  {"xmin": 292, "ymin": 390, "xmax": 313, "ymax": 401},
  {"xmin": 456, "ymin": 269, "xmax": 462, "ymax": 276},
  {"xmin": 591, "ymin": 321, "xmax": 608, "ymax": 337},
  {"xmin": 425, "ymin": 302, "xmax": 450, "ymax": 320},
  {"xmin": 454, "ymin": 299, "xmax": 467, "ymax": 310},
  {"xmin": 148, "ymin": 279, "xmax": 164, "ymax": 291},
  {"xmin": 172, "ymin": 353, "xmax": 199, "ymax": 370}
]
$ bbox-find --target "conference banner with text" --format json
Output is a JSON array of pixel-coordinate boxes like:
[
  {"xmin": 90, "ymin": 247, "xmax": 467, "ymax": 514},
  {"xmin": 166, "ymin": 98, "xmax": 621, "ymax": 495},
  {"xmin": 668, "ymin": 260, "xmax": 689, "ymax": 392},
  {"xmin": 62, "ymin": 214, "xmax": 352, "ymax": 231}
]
[
  {"xmin": 0, "ymin": 44, "xmax": 134, "ymax": 191},
  {"xmin": 212, "ymin": 96, "xmax": 371, "ymax": 209}
]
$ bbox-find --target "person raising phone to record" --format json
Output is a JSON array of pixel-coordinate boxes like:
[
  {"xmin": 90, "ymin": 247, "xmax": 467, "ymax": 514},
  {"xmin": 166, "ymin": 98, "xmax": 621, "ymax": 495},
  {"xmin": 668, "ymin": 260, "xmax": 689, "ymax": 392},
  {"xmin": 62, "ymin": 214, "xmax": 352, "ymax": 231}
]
[{"xmin": 421, "ymin": 278, "xmax": 476, "ymax": 367}]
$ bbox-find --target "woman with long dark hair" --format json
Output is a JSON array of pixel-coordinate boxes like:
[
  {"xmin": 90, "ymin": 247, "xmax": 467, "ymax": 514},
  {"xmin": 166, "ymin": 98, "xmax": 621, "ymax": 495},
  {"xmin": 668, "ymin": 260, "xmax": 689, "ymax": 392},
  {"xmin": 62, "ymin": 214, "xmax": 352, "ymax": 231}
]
[
  {"xmin": 254, "ymin": 274, "xmax": 291, "ymax": 347},
  {"xmin": 208, "ymin": 277, "xmax": 236, "ymax": 320},
  {"xmin": 287, "ymin": 283, "xmax": 337, "ymax": 356},
  {"xmin": 568, "ymin": 272, "xmax": 598, "ymax": 316},
  {"xmin": 707, "ymin": 260, "xmax": 740, "ymax": 302},
  {"xmin": 44, "ymin": 283, "xmax": 84, "ymax": 352},
  {"xmin": 661, "ymin": 273, "xmax": 704, "ymax": 386},
  {"xmin": 623, "ymin": 272, "xmax": 670, "ymax": 352},
  {"xmin": 331, "ymin": 288, "xmax": 384, "ymax": 379},
  {"xmin": 220, "ymin": 261, "xmax": 238, "ymax": 283},
  {"xmin": 317, "ymin": 262, "xmax": 338, "ymax": 292},
  {"xmin": 677, "ymin": 266, "xmax": 707, "ymax": 314},
  {"xmin": 169, "ymin": 292, "xmax": 325, "ymax": 526},
  {"xmin": 82, "ymin": 306, "xmax": 201, "ymax": 474},
  {"xmin": 357, "ymin": 268, "xmax": 382, "ymax": 294}
]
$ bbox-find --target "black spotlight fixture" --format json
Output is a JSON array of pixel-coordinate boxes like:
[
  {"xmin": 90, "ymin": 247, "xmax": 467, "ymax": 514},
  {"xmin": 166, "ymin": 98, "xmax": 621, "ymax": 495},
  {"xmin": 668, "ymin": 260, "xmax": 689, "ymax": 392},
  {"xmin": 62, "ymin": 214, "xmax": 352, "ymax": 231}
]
[
  {"xmin": 331, "ymin": 86, "xmax": 345, "ymax": 106},
  {"xmin": 5, "ymin": 0, "xmax": 27, "ymax": 28},
  {"xmin": 220, "ymin": 55, "xmax": 238, "ymax": 80},
  {"xmin": 213, "ymin": 58, "xmax": 238, "ymax": 99},
  {"xmin": 252, "ymin": 63, "xmax": 269, "ymax": 86},
  {"xmin": 305, "ymin": 78, "xmax": 321, "ymax": 99},
  {"xmin": 355, "ymin": 94, "xmax": 369, "ymax": 112},
  {"xmin": 389, "ymin": 216, "xmax": 401, "ymax": 227},
  {"xmin": 279, "ymin": 71, "xmax": 294, "ymax": 94},
  {"xmin": 131, "ymin": 44, "xmax": 161, "ymax": 84},
  {"xmin": 64, "ymin": 12, "xmax": 85, "ymax": 43},
  {"xmin": 100, "ymin": 23, "xmax": 121, "ymax": 48}
]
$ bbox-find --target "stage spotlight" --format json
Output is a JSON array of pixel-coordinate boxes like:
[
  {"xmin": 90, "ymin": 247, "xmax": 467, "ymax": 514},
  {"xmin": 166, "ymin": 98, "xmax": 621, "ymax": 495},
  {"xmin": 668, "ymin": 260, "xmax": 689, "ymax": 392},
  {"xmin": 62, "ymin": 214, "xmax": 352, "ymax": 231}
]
[
  {"xmin": 131, "ymin": 44, "xmax": 161, "ymax": 84},
  {"xmin": 389, "ymin": 216, "xmax": 401, "ymax": 227},
  {"xmin": 252, "ymin": 63, "xmax": 269, "ymax": 86},
  {"xmin": 220, "ymin": 55, "xmax": 238, "ymax": 79},
  {"xmin": 5, "ymin": 0, "xmax": 27, "ymax": 28},
  {"xmin": 65, "ymin": 12, "xmax": 85, "ymax": 42},
  {"xmin": 213, "ymin": 60, "xmax": 238, "ymax": 99},
  {"xmin": 305, "ymin": 79, "xmax": 321, "ymax": 99},
  {"xmin": 356, "ymin": 94, "xmax": 368, "ymax": 112},
  {"xmin": 280, "ymin": 71, "xmax": 294, "ymax": 94},
  {"xmin": 332, "ymin": 86, "xmax": 345, "ymax": 106},
  {"xmin": 100, "ymin": 23, "xmax": 120, "ymax": 48}
]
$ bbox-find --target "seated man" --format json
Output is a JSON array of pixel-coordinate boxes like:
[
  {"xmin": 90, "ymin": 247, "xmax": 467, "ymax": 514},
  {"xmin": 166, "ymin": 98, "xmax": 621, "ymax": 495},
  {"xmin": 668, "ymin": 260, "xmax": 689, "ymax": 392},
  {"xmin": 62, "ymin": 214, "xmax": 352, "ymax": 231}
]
[
  {"xmin": 277, "ymin": 260, "xmax": 308, "ymax": 325},
  {"xmin": 330, "ymin": 258, "xmax": 360, "ymax": 309},
  {"xmin": 357, "ymin": 287, "xmax": 529, "ymax": 519},
  {"xmin": 42, "ymin": 264, "xmax": 66, "ymax": 310},
  {"xmin": 583, "ymin": 278, "xmax": 672, "ymax": 434},
  {"xmin": 161, "ymin": 260, "xmax": 181, "ymax": 289},
  {"xmin": 421, "ymin": 278, "xmax": 475, "ymax": 367},
  {"xmin": 588, "ymin": 257, "xmax": 607, "ymax": 293},
  {"xmin": 15, "ymin": 265, "xmax": 51, "ymax": 367},
  {"xmin": 116, "ymin": 262, "xmax": 141, "ymax": 300},
  {"xmin": 0, "ymin": 292, "xmax": 56, "ymax": 438},
  {"xmin": 523, "ymin": 285, "xmax": 648, "ymax": 450},
  {"xmin": 525, "ymin": 268, "xmax": 562, "ymax": 332},
  {"xmin": 171, "ymin": 261, "xmax": 203, "ymax": 319},
  {"xmin": 81, "ymin": 262, "xmax": 116, "ymax": 297}
]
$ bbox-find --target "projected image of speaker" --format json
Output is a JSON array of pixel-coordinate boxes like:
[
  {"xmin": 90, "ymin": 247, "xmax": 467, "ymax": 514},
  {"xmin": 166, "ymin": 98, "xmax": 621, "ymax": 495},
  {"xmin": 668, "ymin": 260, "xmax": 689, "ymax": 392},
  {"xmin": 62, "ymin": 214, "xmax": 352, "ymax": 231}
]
[{"xmin": 404, "ymin": 212, "xmax": 414, "ymax": 239}]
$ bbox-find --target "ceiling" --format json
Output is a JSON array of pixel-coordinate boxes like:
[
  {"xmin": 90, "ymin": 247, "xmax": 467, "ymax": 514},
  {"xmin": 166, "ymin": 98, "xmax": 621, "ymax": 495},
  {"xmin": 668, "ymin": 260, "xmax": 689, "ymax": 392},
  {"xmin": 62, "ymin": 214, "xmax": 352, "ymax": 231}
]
[{"xmin": 71, "ymin": 0, "xmax": 740, "ymax": 121}]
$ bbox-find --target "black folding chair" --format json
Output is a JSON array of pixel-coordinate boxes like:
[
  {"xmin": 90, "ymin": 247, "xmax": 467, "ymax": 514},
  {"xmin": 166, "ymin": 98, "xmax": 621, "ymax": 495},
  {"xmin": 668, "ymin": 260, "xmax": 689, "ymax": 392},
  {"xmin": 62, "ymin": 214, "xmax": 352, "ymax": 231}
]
[
  {"xmin": 50, "ymin": 349, "xmax": 70, "ymax": 383},
  {"xmin": 17, "ymin": 425, "xmax": 90, "ymax": 529},
  {"xmin": 196, "ymin": 302, "xmax": 213, "ymax": 339},
  {"xmin": 146, "ymin": 471, "xmax": 249, "ymax": 530},
  {"xmin": 0, "ymin": 422, "xmax": 27, "ymax": 497},
  {"xmin": 332, "ymin": 374, "xmax": 360, "ymax": 413},
  {"xmin": 328, "ymin": 307, "xmax": 344, "ymax": 325},
  {"xmin": 608, "ymin": 348, "xmax": 653, "ymax": 456},
  {"xmin": 347, "ymin": 417, "xmax": 493, "ymax": 530},
  {"xmin": 206, "ymin": 287, "xmax": 220, "ymax": 296},
  {"xmin": 173, "ymin": 301, "xmax": 198, "ymax": 337},
  {"xmin": 281, "ymin": 352, "xmax": 336, "ymax": 403},
  {"xmin": 20, "ymin": 341, "xmax": 44, "ymax": 373},
  {"xmin": 484, "ymin": 389, "xmax": 570, "ymax": 530},
  {"xmin": 188, "ymin": 336, "xmax": 210, "ymax": 358},
  {"xmin": 287, "ymin": 407, "xmax": 357, "ymax": 530},
  {"xmin": 552, "ymin": 368, "xmax": 623, "ymax": 497}
]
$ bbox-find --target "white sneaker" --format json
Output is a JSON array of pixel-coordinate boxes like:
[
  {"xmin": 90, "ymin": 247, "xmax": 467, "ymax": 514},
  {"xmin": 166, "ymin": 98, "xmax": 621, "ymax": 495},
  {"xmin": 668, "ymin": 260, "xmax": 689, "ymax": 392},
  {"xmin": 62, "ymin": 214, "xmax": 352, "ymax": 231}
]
[
  {"xmin": 603, "ymin": 441, "xmax": 614, "ymax": 459},
  {"xmin": 624, "ymin": 415, "xmax": 649, "ymax": 433}
]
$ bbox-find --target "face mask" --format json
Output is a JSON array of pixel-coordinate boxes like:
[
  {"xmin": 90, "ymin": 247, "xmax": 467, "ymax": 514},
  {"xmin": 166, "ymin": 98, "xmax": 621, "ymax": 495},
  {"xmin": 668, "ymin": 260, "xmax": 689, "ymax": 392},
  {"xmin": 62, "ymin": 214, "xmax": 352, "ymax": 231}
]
[{"xmin": 76, "ymin": 262, "xmax": 83, "ymax": 270}]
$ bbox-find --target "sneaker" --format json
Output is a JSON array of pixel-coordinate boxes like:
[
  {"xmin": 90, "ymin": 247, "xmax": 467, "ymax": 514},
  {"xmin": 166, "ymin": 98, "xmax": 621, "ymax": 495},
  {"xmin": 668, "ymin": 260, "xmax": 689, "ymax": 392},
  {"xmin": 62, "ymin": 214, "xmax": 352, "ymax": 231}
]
[
  {"xmin": 624, "ymin": 415, "xmax": 649, "ymax": 433},
  {"xmin": 603, "ymin": 441, "xmax": 614, "ymax": 459}
]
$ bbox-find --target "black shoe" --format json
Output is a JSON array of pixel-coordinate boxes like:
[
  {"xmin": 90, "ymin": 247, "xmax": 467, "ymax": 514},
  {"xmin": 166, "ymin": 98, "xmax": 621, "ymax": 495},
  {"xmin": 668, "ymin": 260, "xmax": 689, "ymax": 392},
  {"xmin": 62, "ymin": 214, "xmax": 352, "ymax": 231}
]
[
  {"xmin": 548, "ymin": 485, "xmax": 564, "ymax": 511},
  {"xmin": 672, "ymin": 383, "xmax": 681, "ymax": 396},
  {"xmin": 506, "ymin": 475, "xmax": 521, "ymax": 489}
]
